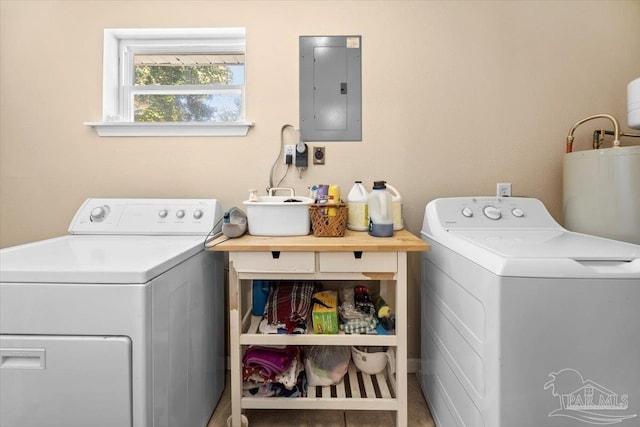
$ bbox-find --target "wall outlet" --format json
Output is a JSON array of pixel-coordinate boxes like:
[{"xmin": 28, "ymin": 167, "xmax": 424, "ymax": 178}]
[
  {"xmin": 497, "ymin": 183, "xmax": 512, "ymax": 197},
  {"xmin": 284, "ymin": 145, "xmax": 295, "ymax": 164},
  {"xmin": 313, "ymin": 146, "xmax": 325, "ymax": 165}
]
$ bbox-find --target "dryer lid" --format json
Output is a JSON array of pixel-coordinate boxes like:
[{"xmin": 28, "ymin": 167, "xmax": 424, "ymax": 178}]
[{"xmin": 0, "ymin": 235, "xmax": 207, "ymax": 284}]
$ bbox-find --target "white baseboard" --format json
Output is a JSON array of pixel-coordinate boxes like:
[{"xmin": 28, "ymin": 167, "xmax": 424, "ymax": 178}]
[{"xmin": 408, "ymin": 357, "xmax": 420, "ymax": 374}]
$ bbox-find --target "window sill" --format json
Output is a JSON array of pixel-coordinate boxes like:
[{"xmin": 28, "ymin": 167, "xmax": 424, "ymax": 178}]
[{"xmin": 84, "ymin": 121, "xmax": 254, "ymax": 137}]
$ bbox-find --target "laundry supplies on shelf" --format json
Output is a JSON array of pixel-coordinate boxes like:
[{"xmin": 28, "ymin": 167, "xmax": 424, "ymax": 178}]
[
  {"xmin": 210, "ymin": 232, "xmax": 430, "ymax": 427},
  {"xmin": 304, "ymin": 345, "xmax": 351, "ymax": 387},
  {"xmin": 338, "ymin": 285, "xmax": 379, "ymax": 334},
  {"xmin": 368, "ymin": 181, "xmax": 394, "ymax": 237},
  {"xmin": 372, "ymin": 293, "xmax": 395, "ymax": 332},
  {"xmin": 242, "ymin": 345, "xmax": 306, "ymax": 398},
  {"xmin": 385, "ymin": 184, "xmax": 404, "ymax": 231},
  {"xmin": 311, "ymin": 291, "xmax": 339, "ymax": 334},
  {"xmin": 258, "ymin": 281, "xmax": 321, "ymax": 334},
  {"xmin": 347, "ymin": 181, "xmax": 369, "ymax": 231}
]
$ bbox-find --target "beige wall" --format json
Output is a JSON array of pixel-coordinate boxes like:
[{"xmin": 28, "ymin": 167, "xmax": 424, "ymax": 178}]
[{"xmin": 2, "ymin": 0, "xmax": 639, "ymax": 359}]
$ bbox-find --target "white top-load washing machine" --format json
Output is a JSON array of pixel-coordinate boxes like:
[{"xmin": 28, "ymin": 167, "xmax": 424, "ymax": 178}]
[
  {"xmin": 420, "ymin": 197, "xmax": 640, "ymax": 427},
  {"xmin": 0, "ymin": 198, "xmax": 224, "ymax": 427}
]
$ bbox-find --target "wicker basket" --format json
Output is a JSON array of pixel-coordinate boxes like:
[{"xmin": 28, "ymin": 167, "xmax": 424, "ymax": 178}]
[{"xmin": 309, "ymin": 203, "xmax": 348, "ymax": 237}]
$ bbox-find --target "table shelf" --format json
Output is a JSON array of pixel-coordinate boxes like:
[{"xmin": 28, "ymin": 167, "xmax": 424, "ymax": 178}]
[
  {"xmin": 239, "ymin": 313, "xmax": 397, "ymax": 346},
  {"xmin": 208, "ymin": 230, "xmax": 429, "ymax": 427},
  {"xmin": 242, "ymin": 362, "xmax": 397, "ymax": 411}
]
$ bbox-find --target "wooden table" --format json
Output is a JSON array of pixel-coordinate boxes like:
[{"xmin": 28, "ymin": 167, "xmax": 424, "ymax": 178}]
[{"xmin": 208, "ymin": 230, "xmax": 429, "ymax": 427}]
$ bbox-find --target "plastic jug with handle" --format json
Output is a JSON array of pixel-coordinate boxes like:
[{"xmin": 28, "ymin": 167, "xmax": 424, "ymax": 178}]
[
  {"xmin": 368, "ymin": 181, "xmax": 394, "ymax": 237},
  {"xmin": 385, "ymin": 184, "xmax": 403, "ymax": 231},
  {"xmin": 347, "ymin": 181, "xmax": 369, "ymax": 231}
]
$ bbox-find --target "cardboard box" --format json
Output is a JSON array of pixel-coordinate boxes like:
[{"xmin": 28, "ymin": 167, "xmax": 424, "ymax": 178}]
[{"xmin": 312, "ymin": 291, "xmax": 339, "ymax": 334}]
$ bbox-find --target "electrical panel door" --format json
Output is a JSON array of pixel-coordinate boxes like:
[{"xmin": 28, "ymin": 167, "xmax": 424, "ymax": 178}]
[{"xmin": 300, "ymin": 36, "xmax": 362, "ymax": 141}]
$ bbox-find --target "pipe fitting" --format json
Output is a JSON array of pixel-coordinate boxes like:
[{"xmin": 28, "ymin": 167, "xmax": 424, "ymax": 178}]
[{"xmin": 566, "ymin": 114, "xmax": 620, "ymax": 153}]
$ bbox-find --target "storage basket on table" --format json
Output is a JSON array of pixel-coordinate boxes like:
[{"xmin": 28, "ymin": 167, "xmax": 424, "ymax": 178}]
[{"xmin": 309, "ymin": 203, "xmax": 348, "ymax": 237}]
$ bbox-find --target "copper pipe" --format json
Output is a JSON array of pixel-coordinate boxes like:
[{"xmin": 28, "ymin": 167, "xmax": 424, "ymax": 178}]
[{"xmin": 566, "ymin": 114, "xmax": 620, "ymax": 153}]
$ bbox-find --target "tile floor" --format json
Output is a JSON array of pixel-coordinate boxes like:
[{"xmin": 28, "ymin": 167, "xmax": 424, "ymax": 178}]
[{"xmin": 207, "ymin": 372, "xmax": 435, "ymax": 426}]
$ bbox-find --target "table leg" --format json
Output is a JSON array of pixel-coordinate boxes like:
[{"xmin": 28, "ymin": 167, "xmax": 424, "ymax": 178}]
[
  {"xmin": 396, "ymin": 252, "xmax": 408, "ymax": 426},
  {"xmin": 228, "ymin": 261, "xmax": 243, "ymax": 427}
]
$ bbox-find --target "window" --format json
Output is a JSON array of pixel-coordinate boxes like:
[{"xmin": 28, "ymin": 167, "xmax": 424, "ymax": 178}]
[{"xmin": 86, "ymin": 28, "xmax": 253, "ymax": 137}]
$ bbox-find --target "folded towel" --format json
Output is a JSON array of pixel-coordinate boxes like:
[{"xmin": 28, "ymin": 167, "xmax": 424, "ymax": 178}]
[
  {"xmin": 340, "ymin": 316, "xmax": 378, "ymax": 334},
  {"xmin": 243, "ymin": 349, "xmax": 303, "ymax": 390},
  {"xmin": 243, "ymin": 370, "xmax": 307, "ymax": 398},
  {"xmin": 264, "ymin": 281, "xmax": 321, "ymax": 333},
  {"xmin": 243, "ymin": 345, "xmax": 298, "ymax": 377}
]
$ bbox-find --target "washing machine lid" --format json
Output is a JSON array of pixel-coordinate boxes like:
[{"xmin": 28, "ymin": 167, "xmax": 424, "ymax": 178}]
[
  {"xmin": 452, "ymin": 228, "xmax": 640, "ymax": 258},
  {"xmin": 422, "ymin": 197, "xmax": 640, "ymax": 278},
  {"xmin": 434, "ymin": 229, "xmax": 640, "ymax": 278},
  {"xmin": 0, "ymin": 235, "xmax": 206, "ymax": 284}
]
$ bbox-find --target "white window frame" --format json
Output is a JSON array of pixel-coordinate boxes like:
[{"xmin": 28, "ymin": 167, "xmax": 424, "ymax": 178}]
[{"xmin": 85, "ymin": 27, "xmax": 253, "ymax": 137}]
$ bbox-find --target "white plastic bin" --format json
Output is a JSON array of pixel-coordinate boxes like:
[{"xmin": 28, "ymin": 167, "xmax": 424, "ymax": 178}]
[{"xmin": 243, "ymin": 188, "xmax": 313, "ymax": 236}]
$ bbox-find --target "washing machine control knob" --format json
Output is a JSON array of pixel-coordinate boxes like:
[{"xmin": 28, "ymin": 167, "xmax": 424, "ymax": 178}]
[
  {"xmin": 461, "ymin": 207, "xmax": 473, "ymax": 218},
  {"xmin": 158, "ymin": 209, "xmax": 168, "ymax": 219},
  {"xmin": 90, "ymin": 206, "xmax": 109, "ymax": 222},
  {"xmin": 512, "ymin": 208, "xmax": 524, "ymax": 218},
  {"xmin": 176, "ymin": 210, "xmax": 185, "ymax": 219},
  {"xmin": 193, "ymin": 209, "xmax": 203, "ymax": 220},
  {"xmin": 483, "ymin": 205, "xmax": 502, "ymax": 220}
]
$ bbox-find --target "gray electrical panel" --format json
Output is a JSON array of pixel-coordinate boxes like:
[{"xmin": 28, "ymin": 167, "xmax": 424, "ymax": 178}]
[{"xmin": 299, "ymin": 36, "xmax": 362, "ymax": 141}]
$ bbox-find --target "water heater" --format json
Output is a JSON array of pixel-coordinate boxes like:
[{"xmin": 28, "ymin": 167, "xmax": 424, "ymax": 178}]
[
  {"xmin": 563, "ymin": 146, "xmax": 640, "ymax": 244},
  {"xmin": 629, "ymin": 77, "xmax": 640, "ymax": 130},
  {"xmin": 563, "ymin": 78, "xmax": 640, "ymax": 245}
]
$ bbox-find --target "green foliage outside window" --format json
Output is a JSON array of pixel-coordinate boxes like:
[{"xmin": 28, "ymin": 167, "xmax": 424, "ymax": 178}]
[{"xmin": 134, "ymin": 64, "xmax": 240, "ymax": 122}]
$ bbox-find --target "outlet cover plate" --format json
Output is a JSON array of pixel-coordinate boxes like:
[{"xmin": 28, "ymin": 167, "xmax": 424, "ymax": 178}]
[
  {"xmin": 313, "ymin": 146, "xmax": 325, "ymax": 165},
  {"xmin": 497, "ymin": 183, "xmax": 512, "ymax": 197}
]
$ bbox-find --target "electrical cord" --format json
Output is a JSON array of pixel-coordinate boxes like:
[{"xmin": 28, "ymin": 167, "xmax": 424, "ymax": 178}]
[
  {"xmin": 204, "ymin": 235, "xmax": 229, "ymax": 248},
  {"xmin": 274, "ymin": 165, "xmax": 290, "ymax": 189},
  {"xmin": 203, "ymin": 215, "xmax": 224, "ymax": 249},
  {"xmin": 268, "ymin": 124, "xmax": 295, "ymax": 192}
]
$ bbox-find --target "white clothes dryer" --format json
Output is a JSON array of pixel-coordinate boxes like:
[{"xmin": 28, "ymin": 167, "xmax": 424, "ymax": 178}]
[
  {"xmin": 420, "ymin": 197, "xmax": 640, "ymax": 427},
  {"xmin": 0, "ymin": 198, "xmax": 225, "ymax": 427}
]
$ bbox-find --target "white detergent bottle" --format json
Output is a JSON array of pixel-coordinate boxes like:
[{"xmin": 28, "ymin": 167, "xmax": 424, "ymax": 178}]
[
  {"xmin": 385, "ymin": 184, "xmax": 403, "ymax": 231},
  {"xmin": 368, "ymin": 181, "xmax": 394, "ymax": 237},
  {"xmin": 347, "ymin": 181, "xmax": 369, "ymax": 231}
]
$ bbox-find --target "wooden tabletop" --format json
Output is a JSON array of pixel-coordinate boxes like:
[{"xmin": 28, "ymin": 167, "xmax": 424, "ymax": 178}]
[{"xmin": 206, "ymin": 229, "xmax": 430, "ymax": 252}]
